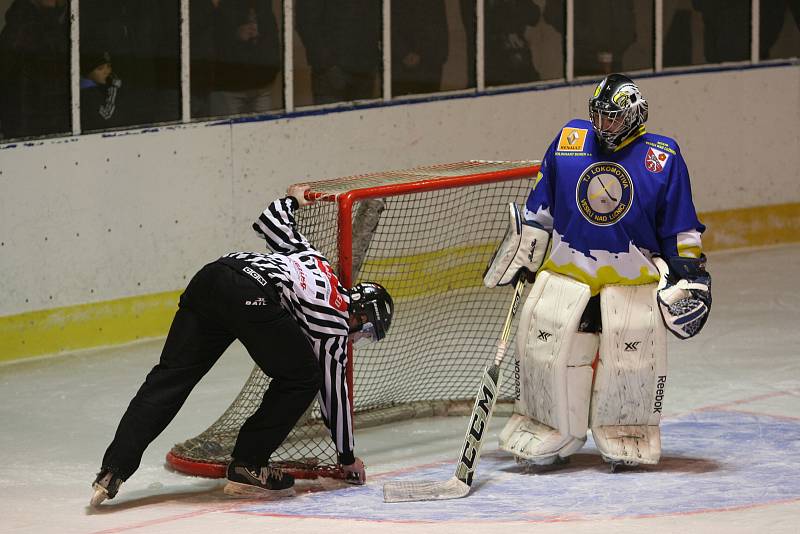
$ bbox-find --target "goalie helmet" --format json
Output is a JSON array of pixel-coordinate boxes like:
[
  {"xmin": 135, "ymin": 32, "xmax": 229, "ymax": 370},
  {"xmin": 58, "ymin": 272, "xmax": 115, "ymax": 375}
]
[
  {"xmin": 588, "ymin": 73, "xmax": 648, "ymax": 152},
  {"xmin": 349, "ymin": 282, "xmax": 393, "ymax": 342}
]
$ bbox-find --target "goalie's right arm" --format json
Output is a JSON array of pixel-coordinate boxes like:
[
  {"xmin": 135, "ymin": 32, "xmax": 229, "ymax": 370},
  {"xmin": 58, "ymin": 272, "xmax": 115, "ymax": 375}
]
[{"xmin": 483, "ymin": 202, "xmax": 551, "ymax": 288}]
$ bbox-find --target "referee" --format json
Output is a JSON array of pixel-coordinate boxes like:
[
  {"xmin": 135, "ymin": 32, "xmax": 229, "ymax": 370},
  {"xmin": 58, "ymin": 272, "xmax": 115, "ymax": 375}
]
[{"xmin": 90, "ymin": 186, "xmax": 394, "ymax": 506}]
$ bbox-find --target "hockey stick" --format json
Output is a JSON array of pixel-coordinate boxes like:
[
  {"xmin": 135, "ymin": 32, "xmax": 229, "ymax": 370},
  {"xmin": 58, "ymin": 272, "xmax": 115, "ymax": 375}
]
[{"xmin": 383, "ymin": 277, "xmax": 526, "ymax": 502}]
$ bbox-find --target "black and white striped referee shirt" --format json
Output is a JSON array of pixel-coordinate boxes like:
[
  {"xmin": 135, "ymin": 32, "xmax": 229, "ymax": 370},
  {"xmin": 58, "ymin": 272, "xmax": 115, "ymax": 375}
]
[{"xmin": 219, "ymin": 197, "xmax": 355, "ymax": 461}]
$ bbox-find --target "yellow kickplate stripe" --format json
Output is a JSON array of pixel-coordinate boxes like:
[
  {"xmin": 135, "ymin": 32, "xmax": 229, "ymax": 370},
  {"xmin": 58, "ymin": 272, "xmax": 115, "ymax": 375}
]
[
  {"xmin": 0, "ymin": 291, "xmax": 180, "ymax": 362},
  {"xmin": 700, "ymin": 203, "xmax": 800, "ymax": 251},
  {"xmin": 0, "ymin": 203, "xmax": 798, "ymax": 363},
  {"xmin": 357, "ymin": 243, "xmax": 497, "ymax": 299}
]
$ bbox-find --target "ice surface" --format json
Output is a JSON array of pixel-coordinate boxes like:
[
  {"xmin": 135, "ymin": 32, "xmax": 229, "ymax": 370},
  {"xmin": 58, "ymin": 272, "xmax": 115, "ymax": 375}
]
[{"xmin": 1, "ymin": 244, "xmax": 799, "ymax": 533}]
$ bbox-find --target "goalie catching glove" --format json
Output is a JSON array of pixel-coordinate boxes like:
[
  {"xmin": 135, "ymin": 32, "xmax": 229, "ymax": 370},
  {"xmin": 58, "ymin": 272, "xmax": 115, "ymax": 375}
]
[
  {"xmin": 483, "ymin": 203, "xmax": 551, "ymax": 288},
  {"xmin": 654, "ymin": 255, "xmax": 712, "ymax": 339}
]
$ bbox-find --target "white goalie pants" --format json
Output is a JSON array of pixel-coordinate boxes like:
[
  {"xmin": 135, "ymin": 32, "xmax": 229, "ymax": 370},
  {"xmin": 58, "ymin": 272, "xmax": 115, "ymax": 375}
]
[{"xmin": 499, "ymin": 271, "xmax": 667, "ymax": 465}]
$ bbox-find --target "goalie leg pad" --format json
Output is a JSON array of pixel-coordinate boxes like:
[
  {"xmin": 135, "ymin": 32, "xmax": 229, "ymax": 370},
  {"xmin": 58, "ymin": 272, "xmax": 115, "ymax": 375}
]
[
  {"xmin": 499, "ymin": 271, "xmax": 598, "ymax": 462},
  {"xmin": 590, "ymin": 283, "xmax": 667, "ymax": 465}
]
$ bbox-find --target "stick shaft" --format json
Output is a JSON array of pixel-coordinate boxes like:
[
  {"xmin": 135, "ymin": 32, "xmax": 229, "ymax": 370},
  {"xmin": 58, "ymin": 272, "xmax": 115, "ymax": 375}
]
[
  {"xmin": 382, "ymin": 278, "xmax": 527, "ymax": 502},
  {"xmin": 455, "ymin": 277, "xmax": 526, "ymax": 485}
]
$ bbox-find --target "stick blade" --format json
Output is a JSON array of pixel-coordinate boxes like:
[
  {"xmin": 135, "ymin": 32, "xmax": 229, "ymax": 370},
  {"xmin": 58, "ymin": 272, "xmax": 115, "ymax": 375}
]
[{"xmin": 383, "ymin": 476, "xmax": 470, "ymax": 503}]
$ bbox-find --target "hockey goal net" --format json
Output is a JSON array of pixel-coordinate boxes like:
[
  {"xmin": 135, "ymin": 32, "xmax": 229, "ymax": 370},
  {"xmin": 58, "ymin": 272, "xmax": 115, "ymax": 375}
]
[{"xmin": 166, "ymin": 160, "xmax": 540, "ymax": 479}]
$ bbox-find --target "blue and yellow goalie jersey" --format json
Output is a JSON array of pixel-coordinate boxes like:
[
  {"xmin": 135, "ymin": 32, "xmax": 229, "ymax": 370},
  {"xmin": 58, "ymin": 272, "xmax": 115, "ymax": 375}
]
[{"xmin": 526, "ymin": 119, "xmax": 705, "ymax": 295}]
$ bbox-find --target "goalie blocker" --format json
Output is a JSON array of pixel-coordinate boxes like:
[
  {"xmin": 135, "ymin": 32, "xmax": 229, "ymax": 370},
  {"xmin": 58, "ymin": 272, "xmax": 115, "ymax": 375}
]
[{"xmin": 483, "ymin": 202, "xmax": 550, "ymax": 288}]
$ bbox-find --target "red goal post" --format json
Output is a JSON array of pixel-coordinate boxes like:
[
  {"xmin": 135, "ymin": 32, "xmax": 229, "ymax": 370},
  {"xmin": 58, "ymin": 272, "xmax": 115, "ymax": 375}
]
[{"xmin": 166, "ymin": 160, "xmax": 541, "ymax": 480}]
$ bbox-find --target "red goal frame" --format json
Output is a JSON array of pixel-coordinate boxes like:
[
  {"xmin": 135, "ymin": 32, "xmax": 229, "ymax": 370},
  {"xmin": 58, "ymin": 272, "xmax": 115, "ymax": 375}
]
[{"xmin": 165, "ymin": 161, "xmax": 540, "ymax": 479}]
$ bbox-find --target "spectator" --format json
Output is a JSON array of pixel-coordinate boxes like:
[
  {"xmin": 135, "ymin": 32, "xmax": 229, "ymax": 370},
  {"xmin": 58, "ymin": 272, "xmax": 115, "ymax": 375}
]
[
  {"xmin": 692, "ymin": 0, "xmax": 749, "ymax": 63},
  {"xmin": 209, "ymin": 0, "xmax": 281, "ymax": 116},
  {"xmin": 296, "ymin": 0, "xmax": 381, "ymax": 105},
  {"xmin": 760, "ymin": 0, "xmax": 800, "ymax": 59},
  {"xmin": 0, "ymin": 0, "xmax": 70, "ymax": 140},
  {"xmin": 485, "ymin": 0, "xmax": 541, "ymax": 86},
  {"xmin": 80, "ymin": 0, "xmax": 179, "ymax": 126},
  {"xmin": 544, "ymin": 0, "xmax": 636, "ymax": 76},
  {"xmin": 663, "ymin": 7, "xmax": 693, "ymax": 67},
  {"xmin": 391, "ymin": 0, "xmax": 449, "ymax": 97},
  {"xmin": 80, "ymin": 50, "xmax": 125, "ymax": 132}
]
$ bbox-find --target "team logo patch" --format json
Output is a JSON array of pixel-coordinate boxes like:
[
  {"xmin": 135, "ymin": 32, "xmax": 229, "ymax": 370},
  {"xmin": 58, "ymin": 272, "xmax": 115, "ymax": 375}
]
[
  {"xmin": 576, "ymin": 161, "xmax": 634, "ymax": 226},
  {"xmin": 645, "ymin": 147, "xmax": 669, "ymax": 173},
  {"xmin": 557, "ymin": 127, "xmax": 588, "ymax": 152}
]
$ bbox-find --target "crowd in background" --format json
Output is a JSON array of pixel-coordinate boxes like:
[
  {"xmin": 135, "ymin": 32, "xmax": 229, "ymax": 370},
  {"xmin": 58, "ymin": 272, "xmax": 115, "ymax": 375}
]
[{"xmin": 0, "ymin": 0, "xmax": 798, "ymax": 141}]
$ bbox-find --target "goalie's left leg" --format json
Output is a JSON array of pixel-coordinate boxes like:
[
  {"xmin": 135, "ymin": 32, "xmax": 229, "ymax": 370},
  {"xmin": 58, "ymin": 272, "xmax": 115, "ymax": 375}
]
[
  {"xmin": 499, "ymin": 271, "xmax": 599, "ymax": 465},
  {"xmin": 590, "ymin": 283, "xmax": 668, "ymax": 468}
]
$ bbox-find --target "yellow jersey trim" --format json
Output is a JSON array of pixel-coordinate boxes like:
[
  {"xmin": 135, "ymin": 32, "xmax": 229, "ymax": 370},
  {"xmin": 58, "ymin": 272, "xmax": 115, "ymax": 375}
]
[{"xmin": 614, "ymin": 125, "xmax": 647, "ymax": 152}]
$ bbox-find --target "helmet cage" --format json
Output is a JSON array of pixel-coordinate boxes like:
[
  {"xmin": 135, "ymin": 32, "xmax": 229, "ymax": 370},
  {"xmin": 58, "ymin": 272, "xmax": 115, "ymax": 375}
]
[
  {"xmin": 589, "ymin": 106, "xmax": 635, "ymax": 147},
  {"xmin": 349, "ymin": 282, "xmax": 393, "ymax": 342},
  {"xmin": 350, "ymin": 321, "xmax": 377, "ymax": 344}
]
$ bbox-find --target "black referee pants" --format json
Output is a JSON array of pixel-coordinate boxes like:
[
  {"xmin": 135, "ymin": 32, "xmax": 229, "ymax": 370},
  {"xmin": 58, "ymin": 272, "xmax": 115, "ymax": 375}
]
[{"xmin": 101, "ymin": 261, "xmax": 322, "ymax": 480}]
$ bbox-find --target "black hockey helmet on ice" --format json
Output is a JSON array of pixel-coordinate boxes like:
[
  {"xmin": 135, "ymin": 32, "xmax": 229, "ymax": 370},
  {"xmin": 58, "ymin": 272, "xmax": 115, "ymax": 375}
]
[
  {"xmin": 349, "ymin": 282, "xmax": 393, "ymax": 342},
  {"xmin": 588, "ymin": 73, "xmax": 648, "ymax": 152}
]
